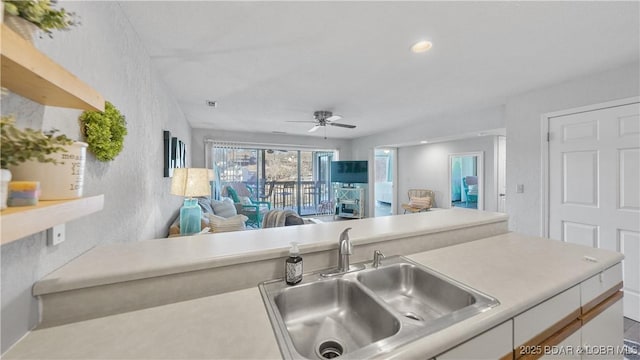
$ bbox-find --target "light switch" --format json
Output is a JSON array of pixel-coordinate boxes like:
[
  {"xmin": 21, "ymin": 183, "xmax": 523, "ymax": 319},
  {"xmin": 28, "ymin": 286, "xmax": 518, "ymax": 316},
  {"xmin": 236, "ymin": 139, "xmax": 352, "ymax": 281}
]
[
  {"xmin": 516, "ymin": 184, "xmax": 524, "ymax": 193},
  {"xmin": 47, "ymin": 224, "xmax": 65, "ymax": 246}
]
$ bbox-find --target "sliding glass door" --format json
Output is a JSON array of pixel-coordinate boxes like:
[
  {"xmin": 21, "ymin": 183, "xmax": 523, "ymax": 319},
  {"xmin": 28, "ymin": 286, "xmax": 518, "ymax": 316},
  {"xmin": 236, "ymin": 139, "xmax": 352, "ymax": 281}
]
[
  {"xmin": 208, "ymin": 143, "xmax": 335, "ymax": 216},
  {"xmin": 264, "ymin": 150, "xmax": 299, "ymax": 212}
]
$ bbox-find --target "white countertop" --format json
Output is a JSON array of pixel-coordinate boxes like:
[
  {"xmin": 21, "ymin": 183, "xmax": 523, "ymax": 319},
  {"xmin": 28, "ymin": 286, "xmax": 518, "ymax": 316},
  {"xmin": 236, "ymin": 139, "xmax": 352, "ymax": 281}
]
[
  {"xmin": 5, "ymin": 231, "xmax": 623, "ymax": 359},
  {"xmin": 34, "ymin": 209, "xmax": 508, "ymax": 295}
]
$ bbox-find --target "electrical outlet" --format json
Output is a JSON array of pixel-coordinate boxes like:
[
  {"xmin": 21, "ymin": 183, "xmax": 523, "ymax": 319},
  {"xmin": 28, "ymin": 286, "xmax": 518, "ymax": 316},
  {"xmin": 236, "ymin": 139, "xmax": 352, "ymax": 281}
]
[
  {"xmin": 516, "ymin": 184, "xmax": 525, "ymax": 193},
  {"xmin": 47, "ymin": 224, "xmax": 65, "ymax": 246}
]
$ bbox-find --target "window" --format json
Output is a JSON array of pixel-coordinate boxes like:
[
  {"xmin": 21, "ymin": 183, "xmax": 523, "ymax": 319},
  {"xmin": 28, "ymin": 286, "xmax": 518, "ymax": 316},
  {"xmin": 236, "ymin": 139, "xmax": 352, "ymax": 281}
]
[{"xmin": 206, "ymin": 141, "xmax": 336, "ymax": 215}]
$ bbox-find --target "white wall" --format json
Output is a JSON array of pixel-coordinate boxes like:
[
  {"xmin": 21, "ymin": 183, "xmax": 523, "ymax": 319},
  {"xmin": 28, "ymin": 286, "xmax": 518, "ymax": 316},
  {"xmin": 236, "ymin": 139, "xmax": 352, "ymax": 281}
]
[
  {"xmin": 191, "ymin": 129, "xmax": 353, "ymax": 167},
  {"xmin": 350, "ymin": 105, "xmax": 505, "ymax": 160},
  {"xmin": 351, "ymin": 105, "xmax": 504, "ymax": 217},
  {"xmin": 396, "ymin": 136, "xmax": 498, "ymax": 214},
  {"xmin": 0, "ymin": 2, "xmax": 191, "ymax": 352},
  {"xmin": 505, "ymin": 61, "xmax": 640, "ymax": 237}
]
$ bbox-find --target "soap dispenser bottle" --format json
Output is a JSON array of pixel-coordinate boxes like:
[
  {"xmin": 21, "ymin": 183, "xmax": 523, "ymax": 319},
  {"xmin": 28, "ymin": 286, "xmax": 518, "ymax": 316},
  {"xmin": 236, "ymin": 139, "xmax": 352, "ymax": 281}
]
[{"xmin": 285, "ymin": 242, "xmax": 303, "ymax": 285}]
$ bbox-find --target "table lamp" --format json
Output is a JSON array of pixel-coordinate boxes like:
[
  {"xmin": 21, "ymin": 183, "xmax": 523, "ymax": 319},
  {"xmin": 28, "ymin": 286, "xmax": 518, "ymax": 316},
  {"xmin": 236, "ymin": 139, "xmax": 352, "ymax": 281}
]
[{"xmin": 171, "ymin": 168, "xmax": 211, "ymax": 235}]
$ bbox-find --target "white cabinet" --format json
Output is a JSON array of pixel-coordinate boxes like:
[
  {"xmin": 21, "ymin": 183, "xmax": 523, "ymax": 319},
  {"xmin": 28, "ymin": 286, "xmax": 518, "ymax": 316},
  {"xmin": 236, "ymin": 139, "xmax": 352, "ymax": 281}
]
[
  {"xmin": 435, "ymin": 263, "xmax": 624, "ymax": 360},
  {"xmin": 514, "ymin": 285, "xmax": 581, "ymax": 354},
  {"xmin": 581, "ymin": 263, "xmax": 623, "ymax": 308},
  {"xmin": 581, "ymin": 298, "xmax": 624, "ymax": 360},
  {"xmin": 437, "ymin": 320, "xmax": 513, "ymax": 360},
  {"xmin": 540, "ymin": 329, "xmax": 581, "ymax": 360},
  {"xmin": 580, "ymin": 265, "xmax": 624, "ymax": 360},
  {"xmin": 515, "ymin": 264, "xmax": 623, "ymax": 360},
  {"xmin": 335, "ymin": 187, "xmax": 365, "ymax": 219}
]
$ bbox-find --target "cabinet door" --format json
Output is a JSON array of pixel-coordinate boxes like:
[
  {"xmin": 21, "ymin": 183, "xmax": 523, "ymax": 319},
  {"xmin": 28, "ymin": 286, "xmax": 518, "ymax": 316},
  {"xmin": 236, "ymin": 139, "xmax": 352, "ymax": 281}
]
[
  {"xmin": 539, "ymin": 325, "xmax": 581, "ymax": 360},
  {"xmin": 514, "ymin": 285, "xmax": 581, "ymax": 354},
  {"xmin": 437, "ymin": 320, "xmax": 513, "ymax": 360},
  {"xmin": 581, "ymin": 298, "xmax": 624, "ymax": 360}
]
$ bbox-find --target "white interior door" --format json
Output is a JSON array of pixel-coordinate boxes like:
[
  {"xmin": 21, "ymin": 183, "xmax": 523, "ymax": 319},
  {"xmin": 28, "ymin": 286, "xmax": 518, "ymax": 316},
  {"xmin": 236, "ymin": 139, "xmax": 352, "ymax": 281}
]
[{"xmin": 549, "ymin": 102, "xmax": 640, "ymax": 321}]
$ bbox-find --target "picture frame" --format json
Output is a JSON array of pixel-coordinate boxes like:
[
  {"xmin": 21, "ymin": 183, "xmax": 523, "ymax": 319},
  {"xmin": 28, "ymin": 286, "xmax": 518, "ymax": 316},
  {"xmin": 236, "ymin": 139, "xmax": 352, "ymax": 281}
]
[{"xmin": 164, "ymin": 130, "xmax": 186, "ymax": 177}]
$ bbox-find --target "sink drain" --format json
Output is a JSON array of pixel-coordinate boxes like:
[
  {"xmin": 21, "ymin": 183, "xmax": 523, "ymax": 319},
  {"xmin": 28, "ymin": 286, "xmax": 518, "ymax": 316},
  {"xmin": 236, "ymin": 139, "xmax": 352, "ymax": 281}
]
[
  {"xmin": 317, "ymin": 340, "xmax": 344, "ymax": 359},
  {"xmin": 403, "ymin": 312, "xmax": 424, "ymax": 321}
]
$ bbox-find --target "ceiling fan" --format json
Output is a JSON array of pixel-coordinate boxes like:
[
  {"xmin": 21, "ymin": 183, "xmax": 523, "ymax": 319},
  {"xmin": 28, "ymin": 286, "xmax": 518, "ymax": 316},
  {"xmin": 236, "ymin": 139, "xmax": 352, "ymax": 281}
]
[{"xmin": 288, "ymin": 110, "xmax": 356, "ymax": 134}]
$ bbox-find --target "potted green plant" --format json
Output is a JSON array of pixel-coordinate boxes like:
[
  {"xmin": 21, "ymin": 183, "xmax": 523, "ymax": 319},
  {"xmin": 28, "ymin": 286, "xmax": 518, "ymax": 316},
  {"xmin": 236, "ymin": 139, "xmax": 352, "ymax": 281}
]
[
  {"xmin": 2, "ymin": 0, "xmax": 78, "ymax": 41},
  {"xmin": 79, "ymin": 101, "xmax": 128, "ymax": 162},
  {"xmin": 0, "ymin": 115, "xmax": 74, "ymax": 209}
]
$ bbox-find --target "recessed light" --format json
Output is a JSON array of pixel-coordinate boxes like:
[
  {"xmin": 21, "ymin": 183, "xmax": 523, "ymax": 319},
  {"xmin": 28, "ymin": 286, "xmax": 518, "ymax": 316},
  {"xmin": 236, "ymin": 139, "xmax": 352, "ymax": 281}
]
[
  {"xmin": 420, "ymin": 140, "xmax": 428, "ymax": 144},
  {"xmin": 411, "ymin": 40, "xmax": 433, "ymax": 53}
]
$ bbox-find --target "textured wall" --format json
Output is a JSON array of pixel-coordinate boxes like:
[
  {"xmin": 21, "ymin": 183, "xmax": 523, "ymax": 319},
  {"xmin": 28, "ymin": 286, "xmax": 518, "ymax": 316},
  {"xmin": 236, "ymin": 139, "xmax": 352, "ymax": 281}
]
[
  {"xmin": 505, "ymin": 62, "xmax": 640, "ymax": 237},
  {"xmin": 0, "ymin": 1, "xmax": 191, "ymax": 352},
  {"xmin": 396, "ymin": 136, "xmax": 498, "ymax": 214}
]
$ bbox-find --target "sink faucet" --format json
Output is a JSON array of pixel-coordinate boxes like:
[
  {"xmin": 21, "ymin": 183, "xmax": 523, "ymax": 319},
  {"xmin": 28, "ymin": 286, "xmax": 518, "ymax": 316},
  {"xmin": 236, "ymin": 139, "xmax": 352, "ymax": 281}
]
[{"xmin": 338, "ymin": 227, "xmax": 353, "ymax": 272}]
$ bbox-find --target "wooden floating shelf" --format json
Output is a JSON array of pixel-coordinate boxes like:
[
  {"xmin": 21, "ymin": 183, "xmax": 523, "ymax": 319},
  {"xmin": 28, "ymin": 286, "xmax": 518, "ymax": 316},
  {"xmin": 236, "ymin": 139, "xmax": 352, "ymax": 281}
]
[
  {"xmin": 0, "ymin": 24, "xmax": 104, "ymax": 111},
  {"xmin": 1, "ymin": 195, "xmax": 104, "ymax": 245}
]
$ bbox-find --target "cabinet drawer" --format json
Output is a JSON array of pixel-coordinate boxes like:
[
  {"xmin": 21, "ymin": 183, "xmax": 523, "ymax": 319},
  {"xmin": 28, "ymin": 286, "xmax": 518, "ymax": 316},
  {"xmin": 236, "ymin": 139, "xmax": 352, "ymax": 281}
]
[
  {"xmin": 437, "ymin": 320, "xmax": 513, "ymax": 360},
  {"xmin": 514, "ymin": 285, "xmax": 580, "ymax": 350},
  {"xmin": 580, "ymin": 263, "xmax": 622, "ymax": 313}
]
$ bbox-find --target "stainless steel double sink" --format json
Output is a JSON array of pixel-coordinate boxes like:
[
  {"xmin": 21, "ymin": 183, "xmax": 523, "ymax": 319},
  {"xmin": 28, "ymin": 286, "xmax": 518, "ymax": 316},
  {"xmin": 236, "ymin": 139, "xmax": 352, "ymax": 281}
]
[{"xmin": 259, "ymin": 256, "xmax": 499, "ymax": 359}]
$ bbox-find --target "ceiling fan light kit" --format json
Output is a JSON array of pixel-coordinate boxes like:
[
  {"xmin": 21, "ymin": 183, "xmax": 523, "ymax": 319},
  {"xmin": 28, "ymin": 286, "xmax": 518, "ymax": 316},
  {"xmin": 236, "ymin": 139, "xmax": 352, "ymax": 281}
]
[{"xmin": 286, "ymin": 110, "xmax": 356, "ymax": 138}]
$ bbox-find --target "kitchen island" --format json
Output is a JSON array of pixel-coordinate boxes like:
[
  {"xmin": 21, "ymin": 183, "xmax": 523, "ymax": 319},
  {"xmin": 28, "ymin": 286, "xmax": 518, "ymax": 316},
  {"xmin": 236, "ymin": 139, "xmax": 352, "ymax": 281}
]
[{"xmin": 3, "ymin": 211, "xmax": 625, "ymax": 359}]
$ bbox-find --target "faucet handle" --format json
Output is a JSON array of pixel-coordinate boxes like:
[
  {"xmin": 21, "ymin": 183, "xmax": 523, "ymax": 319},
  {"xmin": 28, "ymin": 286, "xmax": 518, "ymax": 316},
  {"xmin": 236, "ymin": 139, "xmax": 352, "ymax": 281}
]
[{"xmin": 372, "ymin": 250, "xmax": 385, "ymax": 268}]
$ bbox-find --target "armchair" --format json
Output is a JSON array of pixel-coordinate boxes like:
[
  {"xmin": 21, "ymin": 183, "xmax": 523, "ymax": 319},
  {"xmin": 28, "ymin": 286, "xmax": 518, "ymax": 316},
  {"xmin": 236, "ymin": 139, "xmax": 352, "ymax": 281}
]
[
  {"xmin": 462, "ymin": 176, "xmax": 478, "ymax": 205},
  {"xmin": 401, "ymin": 189, "xmax": 435, "ymax": 214},
  {"xmin": 224, "ymin": 185, "xmax": 271, "ymax": 228}
]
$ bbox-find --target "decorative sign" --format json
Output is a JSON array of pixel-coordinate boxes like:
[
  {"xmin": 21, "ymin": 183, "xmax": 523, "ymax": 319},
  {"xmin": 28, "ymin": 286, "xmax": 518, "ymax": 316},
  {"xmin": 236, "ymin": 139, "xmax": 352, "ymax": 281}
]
[{"xmin": 163, "ymin": 130, "xmax": 186, "ymax": 177}]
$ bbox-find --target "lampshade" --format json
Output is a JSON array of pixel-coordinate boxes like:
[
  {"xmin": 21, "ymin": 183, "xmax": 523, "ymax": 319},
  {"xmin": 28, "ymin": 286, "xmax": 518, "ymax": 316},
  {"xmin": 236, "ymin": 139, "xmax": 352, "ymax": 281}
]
[{"xmin": 171, "ymin": 168, "xmax": 211, "ymax": 197}]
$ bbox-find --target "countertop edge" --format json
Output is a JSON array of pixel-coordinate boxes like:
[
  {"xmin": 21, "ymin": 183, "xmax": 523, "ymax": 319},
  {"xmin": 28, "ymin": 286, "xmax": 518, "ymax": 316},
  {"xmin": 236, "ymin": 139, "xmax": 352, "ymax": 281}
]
[
  {"xmin": 33, "ymin": 211, "xmax": 508, "ymax": 296},
  {"xmin": 5, "ymin": 232, "xmax": 626, "ymax": 360}
]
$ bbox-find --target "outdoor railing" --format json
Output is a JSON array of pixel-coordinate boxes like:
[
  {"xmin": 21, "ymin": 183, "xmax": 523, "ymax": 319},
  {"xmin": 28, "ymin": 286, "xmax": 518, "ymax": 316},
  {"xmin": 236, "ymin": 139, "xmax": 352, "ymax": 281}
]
[{"xmin": 235, "ymin": 180, "xmax": 333, "ymax": 215}]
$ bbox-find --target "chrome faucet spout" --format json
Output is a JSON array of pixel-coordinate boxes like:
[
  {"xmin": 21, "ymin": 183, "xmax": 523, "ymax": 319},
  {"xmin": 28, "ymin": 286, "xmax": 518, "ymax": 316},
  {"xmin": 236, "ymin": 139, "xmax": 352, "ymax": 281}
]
[
  {"xmin": 338, "ymin": 227, "xmax": 352, "ymax": 272},
  {"xmin": 339, "ymin": 227, "xmax": 352, "ymax": 242}
]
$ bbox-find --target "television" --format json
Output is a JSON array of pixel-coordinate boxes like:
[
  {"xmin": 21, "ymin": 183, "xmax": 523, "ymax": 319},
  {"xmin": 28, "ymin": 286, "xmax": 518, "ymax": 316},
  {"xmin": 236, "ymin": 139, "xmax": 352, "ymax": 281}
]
[{"xmin": 330, "ymin": 161, "xmax": 368, "ymax": 184}]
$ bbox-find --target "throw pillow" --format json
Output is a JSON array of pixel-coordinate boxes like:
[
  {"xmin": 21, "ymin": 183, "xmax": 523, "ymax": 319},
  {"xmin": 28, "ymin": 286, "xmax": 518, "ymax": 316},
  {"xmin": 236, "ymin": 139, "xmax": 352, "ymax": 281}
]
[
  {"xmin": 409, "ymin": 196, "xmax": 432, "ymax": 208},
  {"xmin": 168, "ymin": 213, "xmax": 208, "ymax": 236},
  {"xmin": 212, "ymin": 198, "xmax": 238, "ymax": 218},
  {"xmin": 240, "ymin": 196, "xmax": 253, "ymax": 205},
  {"xmin": 207, "ymin": 214, "xmax": 248, "ymax": 233},
  {"xmin": 285, "ymin": 214, "xmax": 304, "ymax": 226},
  {"xmin": 197, "ymin": 197, "xmax": 214, "ymax": 214}
]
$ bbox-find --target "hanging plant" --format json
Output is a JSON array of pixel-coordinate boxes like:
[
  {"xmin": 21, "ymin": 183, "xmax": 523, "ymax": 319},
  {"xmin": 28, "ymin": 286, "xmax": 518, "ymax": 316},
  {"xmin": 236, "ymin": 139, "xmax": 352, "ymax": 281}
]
[{"xmin": 79, "ymin": 101, "xmax": 127, "ymax": 162}]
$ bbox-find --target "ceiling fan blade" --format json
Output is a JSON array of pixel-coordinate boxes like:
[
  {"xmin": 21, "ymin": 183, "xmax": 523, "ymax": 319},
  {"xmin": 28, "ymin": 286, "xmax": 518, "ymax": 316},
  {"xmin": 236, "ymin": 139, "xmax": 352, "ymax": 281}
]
[
  {"xmin": 308, "ymin": 125, "xmax": 321, "ymax": 132},
  {"xmin": 326, "ymin": 115, "xmax": 343, "ymax": 122},
  {"xmin": 329, "ymin": 122, "xmax": 356, "ymax": 129}
]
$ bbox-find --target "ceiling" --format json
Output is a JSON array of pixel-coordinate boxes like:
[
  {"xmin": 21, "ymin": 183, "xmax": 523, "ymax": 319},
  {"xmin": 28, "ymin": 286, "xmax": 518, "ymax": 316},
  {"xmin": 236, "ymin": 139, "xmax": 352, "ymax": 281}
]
[{"xmin": 118, "ymin": 1, "xmax": 639, "ymax": 139}]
